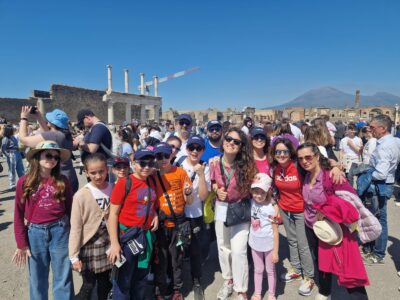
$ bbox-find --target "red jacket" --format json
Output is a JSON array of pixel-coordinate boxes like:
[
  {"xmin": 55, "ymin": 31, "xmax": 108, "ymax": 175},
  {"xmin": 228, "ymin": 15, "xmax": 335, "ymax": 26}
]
[{"xmin": 314, "ymin": 195, "xmax": 370, "ymax": 288}]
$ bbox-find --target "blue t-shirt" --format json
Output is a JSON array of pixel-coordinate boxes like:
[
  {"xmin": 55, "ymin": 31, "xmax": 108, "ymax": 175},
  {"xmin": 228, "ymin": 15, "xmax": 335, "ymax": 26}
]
[
  {"xmin": 82, "ymin": 122, "xmax": 112, "ymax": 161},
  {"xmin": 201, "ymin": 138, "xmax": 222, "ymax": 164}
]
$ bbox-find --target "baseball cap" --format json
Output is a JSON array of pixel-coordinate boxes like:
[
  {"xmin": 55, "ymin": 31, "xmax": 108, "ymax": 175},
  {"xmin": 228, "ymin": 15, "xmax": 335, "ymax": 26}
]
[
  {"xmin": 186, "ymin": 136, "xmax": 205, "ymax": 149},
  {"xmin": 134, "ymin": 149, "xmax": 155, "ymax": 160},
  {"xmin": 153, "ymin": 142, "xmax": 172, "ymax": 155},
  {"xmin": 46, "ymin": 109, "xmax": 69, "ymax": 130},
  {"xmin": 175, "ymin": 114, "xmax": 193, "ymax": 125},
  {"xmin": 76, "ymin": 109, "xmax": 94, "ymax": 126},
  {"xmin": 207, "ymin": 120, "xmax": 222, "ymax": 130},
  {"xmin": 251, "ymin": 173, "xmax": 272, "ymax": 192},
  {"xmin": 113, "ymin": 156, "xmax": 130, "ymax": 167},
  {"xmin": 250, "ymin": 127, "xmax": 267, "ymax": 138}
]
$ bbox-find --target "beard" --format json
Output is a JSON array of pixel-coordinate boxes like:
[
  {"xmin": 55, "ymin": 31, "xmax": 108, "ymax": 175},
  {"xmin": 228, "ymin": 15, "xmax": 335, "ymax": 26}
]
[{"xmin": 208, "ymin": 134, "xmax": 222, "ymax": 143}]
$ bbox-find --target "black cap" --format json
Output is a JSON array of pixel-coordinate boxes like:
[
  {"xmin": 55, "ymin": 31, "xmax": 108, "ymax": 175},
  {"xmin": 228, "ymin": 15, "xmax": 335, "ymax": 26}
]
[
  {"xmin": 76, "ymin": 109, "xmax": 94, "ymax": 126},
  {"xmin": 207, "ymin": 120, "xmax": 222, "ymax": 130},
  {"xmin": 250, "ymin": 127, "xmax": 266, "ymax": 138},
  {"xmin": 175, "ymin": 114, "xmax": 193, "ymax": 124}
]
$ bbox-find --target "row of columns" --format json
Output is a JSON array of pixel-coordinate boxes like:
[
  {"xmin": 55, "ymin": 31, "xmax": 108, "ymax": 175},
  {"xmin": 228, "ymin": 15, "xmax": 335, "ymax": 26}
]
[{"xmin": 107, "ymin": 102, "xmax": 160, "ymax": 124}]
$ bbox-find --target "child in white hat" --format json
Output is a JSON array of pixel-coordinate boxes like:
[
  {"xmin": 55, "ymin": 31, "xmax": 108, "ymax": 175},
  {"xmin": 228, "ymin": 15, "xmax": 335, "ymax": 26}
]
[{"xmin": 249, "ymin": 173, "xmax": 279, "ymax": 300}]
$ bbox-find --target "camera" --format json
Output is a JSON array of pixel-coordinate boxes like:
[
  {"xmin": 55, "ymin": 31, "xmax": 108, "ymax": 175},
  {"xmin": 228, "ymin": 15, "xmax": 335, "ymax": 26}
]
[{"xmin": 30, "ymin": 106, "xmax": 37, "ymax": 114}]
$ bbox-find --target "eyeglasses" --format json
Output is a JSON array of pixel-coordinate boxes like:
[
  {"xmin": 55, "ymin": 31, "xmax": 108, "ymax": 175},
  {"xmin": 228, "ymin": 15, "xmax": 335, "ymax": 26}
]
[
  {"xmin": 114, "ymin": 163, "xmax": 129, "ymax": 170},
  {"xmin": 274, "ymin": 149, "xmax": 290, "ymax": 156},
  {"xmin": 179, "ymin": 120, "xmax": 191, "ymax": 127},
  {"xmin": 297, "ymin": 155, "xmax": 315, "ymax": 162},
  {"xmin": 155, "ymin": 153, "xmax": 171, "ymax": 160},
  {"xmin": 169, "ymin": 144, "xmax": 181, "ymax": 152},
  {"xmin": 209, "ymin": 126, "xmax": 221, "ymax": 133},
  {"xmin": 44, "ymin": 153, "xmax": 60, "ymax": 161},
  {"xmin": 224, "ymin": 136, "xmax": 242, "ymax": 146},
  {"xmin": 187, "ymin": 145, "xmax": 203, "ymax": 152},
  {"xmin": 136, "ymin": 160, "xmax": 156, "ymax": 168},
  {"xmin": 252, "ymin": 134, "xmax": 266, "ymax": 141}
]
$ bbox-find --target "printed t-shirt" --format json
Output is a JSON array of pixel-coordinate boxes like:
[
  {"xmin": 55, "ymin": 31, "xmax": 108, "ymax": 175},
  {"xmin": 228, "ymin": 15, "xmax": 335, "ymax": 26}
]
[
  {"xmin": 86, "ymin": 182, "xmax": 112, "ymax": 211},
  {"xmin": 181, "ymin": 159, "xmax": 211, "ymax": 218},
  {"xmin": 111, "ymin": 174, "xmax": 158, "ymax": 230},
  {"xmin": 255, "ymin": 159, "xmax": 270, "ymax": 174},
  {"xmin": 273, "ymin": 161, "xmax": 304, "ymax": 212},
  {"xmin": 155, "ymin": 166, "xmax": 191, "ymax": 227},
  {"xmin": 249, "ymin": 200, "xmax": 275, "ymax": 252},
  {"xmin": 209, "ymin": 158, "xmax": 243, "ymax": 203}
]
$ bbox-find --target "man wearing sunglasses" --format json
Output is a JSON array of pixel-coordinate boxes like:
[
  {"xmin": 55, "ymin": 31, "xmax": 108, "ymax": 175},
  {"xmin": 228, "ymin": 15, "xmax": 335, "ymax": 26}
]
[
  {"xmin": 174, "ymin": 114, "xmax": 193, "ymax": 161},
  {"xmin": 153, "ymin": 142, "xmax": 193, "ymax": 300},
  {"xmin": 201, "ymin": 120, "xmax": 223, "ymax": 164}
]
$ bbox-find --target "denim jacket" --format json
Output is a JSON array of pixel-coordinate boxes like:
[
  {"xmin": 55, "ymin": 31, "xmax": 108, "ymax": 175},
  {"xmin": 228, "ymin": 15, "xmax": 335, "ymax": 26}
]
[{"xmin": 357, "ymin": 168, "xmax": 393, "ymax": 198}]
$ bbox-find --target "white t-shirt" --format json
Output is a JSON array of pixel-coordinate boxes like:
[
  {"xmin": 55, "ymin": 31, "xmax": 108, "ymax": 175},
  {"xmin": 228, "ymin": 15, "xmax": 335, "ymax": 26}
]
[
  {"xmin": 86, "ymin": 182, "xmax": 113, "ymax": 212},
  {"xmin": 290, "ymin": 123, "xmax": 302, "ymax": 141},
  {"xmin": 249, "ymin": 200, "xmax": 275, "ymax": 252},
  {"xmin": 241, "ymin": 126, "xmax": 250, "ymax": 136},
  {"xmin": 362, "ymin": 138, "xmax": 377, "ymax": 165},
  {"xmin": 340, "ymin": 136, "xmax": 363, "ymax": 158},
  {"xmin": 181, "ymin": 159, "xmax": 211, "ymax": 218}
]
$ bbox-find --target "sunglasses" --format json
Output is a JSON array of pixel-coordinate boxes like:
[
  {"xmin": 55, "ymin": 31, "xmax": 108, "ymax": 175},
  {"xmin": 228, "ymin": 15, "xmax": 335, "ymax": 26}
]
[
  {"xmin": 44, "ymin": 153, "xmax": 60, "ymax": 161},
  {"xmin": 224, "ymin": 136, "xmax": 242, "ymax": 146},
  {"xmin": 252, "ymin": 134, "xmax": 266, "ymax": 141},
  {"xmin": 209, "ymin": 126, "xmax": 221, "ymax": 133},
  {"xmin": 274, "ymin": 149, "xmax": 290, "ymax": 156},
  {"xmin": 179, "ymin": 120, "xmax": 191, "ymax": 126},
  {"xmin": 297, "ymin": 155, "xmax": 315, "ymax": 162},
  {"xmin": 155, "ymin": 153, "xmax": 171, "ymax": 160},
  {"xmin": 187, "ymin": 145, "xmax": 204, "ymax": 152},
  {"xmin": 169, "ymin": 144, "xmax": 181, "ymax": 152},
  {"xmin": 136, "ymin": 160, "xmax": 156, "ymax": 168}
]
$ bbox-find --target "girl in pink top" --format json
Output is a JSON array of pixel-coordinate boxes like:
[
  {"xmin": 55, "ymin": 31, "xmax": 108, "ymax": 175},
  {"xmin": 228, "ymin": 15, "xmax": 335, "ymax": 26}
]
[
  {"xmin": 250, "ymin": 127, "xmax": 271, "ymax": 174},
  {"xmin": 12, "ymin": 140, "xmax": 73, "ymax": 300}
]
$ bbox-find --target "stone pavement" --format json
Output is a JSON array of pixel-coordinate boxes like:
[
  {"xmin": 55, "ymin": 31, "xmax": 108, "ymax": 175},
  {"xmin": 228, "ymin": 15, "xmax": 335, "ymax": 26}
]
[{"xmin": 0, "ymin": 156, "xmax": 399, "ymax": 299}]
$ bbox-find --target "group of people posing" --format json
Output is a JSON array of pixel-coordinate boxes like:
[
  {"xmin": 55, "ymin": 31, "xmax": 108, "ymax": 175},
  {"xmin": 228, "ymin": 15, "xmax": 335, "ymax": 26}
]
[{"xmin": 8, "ymin": 107, "xmax": 400, "ymax": 300}]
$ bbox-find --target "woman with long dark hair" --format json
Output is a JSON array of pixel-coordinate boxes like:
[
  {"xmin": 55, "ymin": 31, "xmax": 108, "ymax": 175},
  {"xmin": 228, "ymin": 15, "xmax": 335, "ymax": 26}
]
[
  {"xmin": 210, "ymin": 127, "xmax": 257, "ymax": 300},
  {"xmin": 19, "ymin": 106, "xmax": 79, "ymax": 193},
  {"xmin": 250, "ymin": 127, "xmax": 271, "ymax": 174},
  {"xmin": 297, "ymin": 143, "xmax": 369, "ymax": 300}
]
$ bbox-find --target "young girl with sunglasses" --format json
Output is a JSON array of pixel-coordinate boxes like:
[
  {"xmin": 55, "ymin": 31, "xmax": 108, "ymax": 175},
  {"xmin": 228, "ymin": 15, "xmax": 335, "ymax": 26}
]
[
  {"xmin": 69, "ymin": 153, "xmax": 114, "ymax": 299},
  {"xmin": 12, "ymin": 140, "xmax": 73, "ymax": 300},
  {"xmin": 249, "ymin": 173, "xmax": 279, "ymax": 300}
]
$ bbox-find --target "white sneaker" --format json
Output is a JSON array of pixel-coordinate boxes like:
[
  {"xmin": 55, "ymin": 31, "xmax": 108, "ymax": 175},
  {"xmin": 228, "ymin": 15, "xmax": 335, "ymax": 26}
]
[
  {"xmin": 217, "ymin": 280, "xmax": 233, "ymax": 300},
  {"xmin": 280, "ymin": 267, "xmax": 302, "ymax": 282},
  {"xmin": 315, "ymin": 293, "xmax": 331, "ymax": 300},
  {"xmin": 298, "ymin": 277, "xmax": 315, "ymax": 296}
]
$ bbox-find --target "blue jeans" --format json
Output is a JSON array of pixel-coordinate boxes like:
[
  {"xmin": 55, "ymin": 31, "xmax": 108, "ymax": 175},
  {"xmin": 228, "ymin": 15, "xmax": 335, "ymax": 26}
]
[
  {"xmin": 27, "ymin": 216, "xmax": 73, "ymax": 300},
  {"xmin": 373, "ymin": 194, "xmax": 390, "ymax": 259},
  {"xmin": 6, "ymin": 151, "xmax": 24, "ymax": 187}
]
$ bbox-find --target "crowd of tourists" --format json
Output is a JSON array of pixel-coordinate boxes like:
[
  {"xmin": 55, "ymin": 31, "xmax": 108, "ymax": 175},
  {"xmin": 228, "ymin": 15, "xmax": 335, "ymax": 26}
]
[{"xmin": 1, "ymin": 106, "xmax": 400, "ymax": 300}]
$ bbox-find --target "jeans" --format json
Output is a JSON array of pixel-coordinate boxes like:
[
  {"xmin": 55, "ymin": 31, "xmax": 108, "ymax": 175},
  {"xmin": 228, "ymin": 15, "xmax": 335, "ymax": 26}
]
[
  {"xmin": 280, "ymin": 209, "xmax": 314, "ymax": 278},
  {"xmin": 373, "ymin": 193, "xmax": 391, "ymax": 259},
  {"xmin": 27, "ymin": 216, "xmax": 73, "ymax": 300},
  {"xmin": 112, "ymin": 255, "xmax": 149, "ymax": 300},
  {"xmin": 188, "ymin": 216, "xmax": 204, "ymax": 280},
  {"xmin": 6, "ymin": 151, "xmax": 24, "ymax": 187}
]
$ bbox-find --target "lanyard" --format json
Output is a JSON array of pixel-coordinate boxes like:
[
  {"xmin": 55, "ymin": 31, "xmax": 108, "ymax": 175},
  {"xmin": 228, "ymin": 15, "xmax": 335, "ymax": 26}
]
[{"xmin": 219, "ymin": 156, "xmax": 235, "ymax": 189}]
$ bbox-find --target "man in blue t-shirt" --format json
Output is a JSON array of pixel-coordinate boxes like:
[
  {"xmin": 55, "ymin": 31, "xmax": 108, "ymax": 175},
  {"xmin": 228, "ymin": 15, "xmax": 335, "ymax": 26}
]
[
  {"xmin": 201, "ymin": 120, "xmax": 223, "ymax": 164},
  {"xmin": 74, "ymin": 109, "xmax": 112, "ymax": 162}
]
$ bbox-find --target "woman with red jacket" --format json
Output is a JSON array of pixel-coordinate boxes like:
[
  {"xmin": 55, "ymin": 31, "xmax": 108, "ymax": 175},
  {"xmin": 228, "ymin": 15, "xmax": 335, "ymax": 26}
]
[{"xmin": 297, "ymin": 142, "xmax": 369, "ymax": 300}]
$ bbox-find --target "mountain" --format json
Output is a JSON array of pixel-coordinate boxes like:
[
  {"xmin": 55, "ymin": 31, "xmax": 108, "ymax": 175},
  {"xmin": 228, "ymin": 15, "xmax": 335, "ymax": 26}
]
[{"xmin": 267, "ymin": 87, "xmax": 400, "ymax": 109}]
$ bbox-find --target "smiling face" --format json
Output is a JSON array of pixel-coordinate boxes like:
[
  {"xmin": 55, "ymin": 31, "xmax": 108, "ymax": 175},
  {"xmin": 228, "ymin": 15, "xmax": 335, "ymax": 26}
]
[
  {"xmin": 167, "ymin": 140, "xmax": 181, "ymax": 160},
  {"xmin": 187, "ymin": 143, "xmax": 204, "ymax": 163},
  {"xmin": 297, "ymin": 147, "xmax": 319, "ymax": 172},
  {"xmin": 134, "ymin": 158, "xmax": 155, "ymax": 179},
  {"xmin": 251, "ymin": 187, "xmax": 269, "ymax": 204},
  {"xmin": 252, "ymin": 134, "xmax": 266, "ymax": 151},
  {"xmin": 223, "ymin": 131, "xmax": 242, "ymax": 155},
  {"xmin": 274, "ymin": 142, "xmax": 290, "ymax": 166},
  {"xmin": 39, "ymin": 150, "xmax": 60, "ymax": 171},
  {"xmin": 85, "ymin": 160, "xmax": 108, "ymax": 189},
  {"xmin": 156, "ymin": 152, "xmax": 172, "ymax": 170},
  {"xmin": 208, "ymin": 125, "xmax": 222, "ymax": 142},
  {"xmin": 112, "ymin": 163, "xmax": 130, "ymax": 179}
]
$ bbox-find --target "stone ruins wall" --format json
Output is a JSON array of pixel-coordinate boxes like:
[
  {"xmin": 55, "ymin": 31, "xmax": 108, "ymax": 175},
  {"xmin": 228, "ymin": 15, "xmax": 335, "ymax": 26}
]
[{"xmin": 0, "ymin": 97, "xmax": 37, "ymax": 123}]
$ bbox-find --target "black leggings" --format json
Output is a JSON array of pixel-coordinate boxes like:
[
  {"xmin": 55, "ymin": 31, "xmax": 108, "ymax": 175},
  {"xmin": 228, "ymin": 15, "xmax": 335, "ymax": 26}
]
[
  {"xmin": 76, "ymin": 269, "xmax": 112, "ymax": 300},
  {"xmin": 305, "ymin": 227, "xmax": 368, "ymax": 300}
]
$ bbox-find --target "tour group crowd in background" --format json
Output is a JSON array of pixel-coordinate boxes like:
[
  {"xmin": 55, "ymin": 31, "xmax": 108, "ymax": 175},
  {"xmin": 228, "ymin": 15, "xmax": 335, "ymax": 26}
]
[{"xmin": 1, "ymin": 106, "xmax": 400, "ymax": 300}]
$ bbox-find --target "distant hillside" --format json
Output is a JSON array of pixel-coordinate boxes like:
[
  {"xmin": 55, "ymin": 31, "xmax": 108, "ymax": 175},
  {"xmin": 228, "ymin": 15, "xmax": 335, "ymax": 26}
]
[{"xmin": 267, "ymin": 87, "xmax": 400, "ymax": 109}]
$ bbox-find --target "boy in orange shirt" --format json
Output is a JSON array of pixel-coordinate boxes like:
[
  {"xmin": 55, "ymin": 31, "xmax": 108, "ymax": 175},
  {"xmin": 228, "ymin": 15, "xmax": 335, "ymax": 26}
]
[{"xmin": 153, "ymin": 143, "xmax": 193, "ymax": 300}]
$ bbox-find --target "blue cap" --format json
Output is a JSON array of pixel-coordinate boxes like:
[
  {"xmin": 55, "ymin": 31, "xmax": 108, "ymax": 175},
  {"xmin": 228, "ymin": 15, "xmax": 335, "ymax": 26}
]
[
  {"xmin": 45, "ymin": 109, "xmax": 69, "ymax": 129},
  {"xmin": 187, "ymin": 136, "xmax": 205, "ymax": 149},
  {"xmin": 134, "ymin": 149, "xmax": 155, "ymax": 160},
  {"xmin": 153, "ymin": 142, "xmax": 172, "ymax": 155},
  {"xmin": 207, "ymin": 120, "xmax": 222, "ymax": 130},
  {"xmin": 175, "ymin": 114, "xmax": 193, "ymax": 124},
  {"xmin": 250, "ymin": 127, "xmax": 266, "ymax": 138}
]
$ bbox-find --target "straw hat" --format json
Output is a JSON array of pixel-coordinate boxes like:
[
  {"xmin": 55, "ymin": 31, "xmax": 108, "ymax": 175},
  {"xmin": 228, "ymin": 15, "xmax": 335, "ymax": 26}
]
[
  {"xmin": 26, "ymin": 140, "xmax": 71, "ymax": 162},
  {"xmin": 313, "ymin": 218, "xmax": 343, "ymax": 246}
]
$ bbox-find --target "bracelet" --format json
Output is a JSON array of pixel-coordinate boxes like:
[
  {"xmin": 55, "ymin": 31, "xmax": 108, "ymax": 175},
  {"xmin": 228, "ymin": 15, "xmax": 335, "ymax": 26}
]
[
  {"xmin": 185, "ymin": 191, "xmax": 193, "ymax": 196},
  {"xmin": 20, "ymin": 118, "xmax": 28, "ymax": 121}
]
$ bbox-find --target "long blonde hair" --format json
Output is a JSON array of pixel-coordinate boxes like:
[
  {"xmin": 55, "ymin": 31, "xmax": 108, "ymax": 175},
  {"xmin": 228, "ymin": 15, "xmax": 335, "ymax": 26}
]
[{"xmin": 22, "ymin": 151, "xmax": 66, "ymax": 203}]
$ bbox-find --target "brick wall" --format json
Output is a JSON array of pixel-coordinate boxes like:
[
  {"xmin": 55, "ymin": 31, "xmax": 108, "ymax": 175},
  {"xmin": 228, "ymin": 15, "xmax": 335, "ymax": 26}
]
[{"xmin": 0, "ymin": 97, "xmax": 37, "ymax": 123}]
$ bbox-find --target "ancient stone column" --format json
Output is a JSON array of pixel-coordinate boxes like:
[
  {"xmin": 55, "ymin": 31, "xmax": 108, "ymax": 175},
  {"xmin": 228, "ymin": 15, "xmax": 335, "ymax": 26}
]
[
  {"xmin": 154, "ymin": 105, "xmax": 160, "ymax": 122},
  {"xmin": 107, "ymin": 101, "xmax": 114, "ymax": 124},
  {"xmin": 107, "ymin": 65, "xmax": 113, "ymax": 93},
  {"xmin": 125, "ymin": 103, "xmax": 131, "ymax": 123},
  {"xmin": 140, "ymin": 73, "xmax": 145, "ymax": 95},
  {"xmin": 140, "ymin": 104, "xmax": 146, "ymax": 124},
  {"xmin": 124, "ymin": 69, "xmax": 129, "ymax": 93},
  {"xmin": 153, "ymin": 76, "xmax": 159, "ymax": 97}
]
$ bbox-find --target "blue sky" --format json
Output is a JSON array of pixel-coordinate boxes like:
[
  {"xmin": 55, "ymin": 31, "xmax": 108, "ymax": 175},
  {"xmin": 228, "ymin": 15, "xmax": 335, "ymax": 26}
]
[{"xmin": 0, "ymin": 0, "xmax": 399, "ymax": 110}]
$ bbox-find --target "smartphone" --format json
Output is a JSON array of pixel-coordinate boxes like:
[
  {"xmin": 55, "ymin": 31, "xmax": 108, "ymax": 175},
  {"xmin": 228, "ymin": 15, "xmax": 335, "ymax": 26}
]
[
  {"xmin": 115, "ymin": 255, "xmax": 126, "ymax": 268},
  {"xmin": 30, "ymin": 106, "xmax": 37, "ymax": 114}
]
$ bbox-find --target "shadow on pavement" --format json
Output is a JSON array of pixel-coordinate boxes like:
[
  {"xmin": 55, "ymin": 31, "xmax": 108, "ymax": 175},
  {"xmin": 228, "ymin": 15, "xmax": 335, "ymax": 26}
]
[
  {"xmin": 0, "ymin": 221, "xmax": 12, "ymax": 232},
  {"xmin": 388, "ymin": 236, "xmax": 400, "ymax": 272},
  {"xmin": 0, "ymin": 195, "xmax": 15, "ymax": 202}
]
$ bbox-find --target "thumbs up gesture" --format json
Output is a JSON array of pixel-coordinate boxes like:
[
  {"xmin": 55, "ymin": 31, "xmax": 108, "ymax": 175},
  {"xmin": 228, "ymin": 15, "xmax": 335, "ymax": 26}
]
[{"xmin": 217, "ymin": 186, "xmax": 228, "ymax": 201}]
